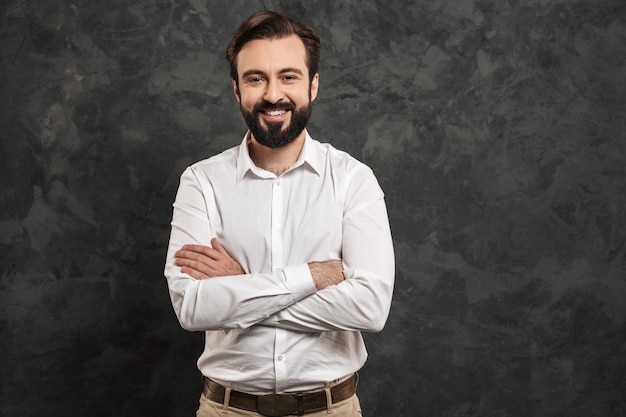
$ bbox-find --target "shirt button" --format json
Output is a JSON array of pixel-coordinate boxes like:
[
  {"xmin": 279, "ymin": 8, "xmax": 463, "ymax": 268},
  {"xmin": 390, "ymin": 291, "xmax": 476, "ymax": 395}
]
[
  {"xmin": 277, "ymin": 355, "xmax": 283, "ymax": 361},
  {"xmin": 275, "ymin": 180, "xmax": 281, "ymax": 185}
]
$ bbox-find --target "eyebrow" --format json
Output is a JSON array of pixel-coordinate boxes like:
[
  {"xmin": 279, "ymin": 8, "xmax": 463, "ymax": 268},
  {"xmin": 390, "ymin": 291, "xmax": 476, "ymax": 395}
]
[{"xmin": 241, "ymin": 67, "xmax": 305, "ymax": 79}]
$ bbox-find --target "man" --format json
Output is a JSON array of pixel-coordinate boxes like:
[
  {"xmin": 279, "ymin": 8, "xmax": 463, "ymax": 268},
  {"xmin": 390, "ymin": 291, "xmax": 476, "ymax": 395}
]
[{"xmin": 164, "ymin": 10, "xmax": 394, "ymax": 417}]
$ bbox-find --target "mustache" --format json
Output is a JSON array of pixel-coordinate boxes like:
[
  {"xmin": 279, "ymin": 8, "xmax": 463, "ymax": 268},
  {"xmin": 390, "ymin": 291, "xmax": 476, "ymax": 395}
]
[{"xmin": 253, "ymin": 101, "xmax": 296, "ymax": 113}]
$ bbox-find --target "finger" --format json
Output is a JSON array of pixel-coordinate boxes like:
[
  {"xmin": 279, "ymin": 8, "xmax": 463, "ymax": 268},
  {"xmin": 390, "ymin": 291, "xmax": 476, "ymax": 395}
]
[
  {"xmin": 177, "ymin": 256, "xmax": 221, "ymax": 278},
  {"xmin": 176, "ymin": 248, "xmax": 220, "ymax": 264},
  {"xmin": 176, "ymin": 256, "xmax": 211, "ymax": 274},
  {"xmin": 180, "ymin": 244, "xmax": 216, "ymax": 257},
  {"xmin": 211, "ymin": 238, "xmax": 239, "ymax": 262},
  {"xmin": 210, "ymin": 237, "xmax": 227, "ymax": 256},
  {"xmin": 180, "ymin": 265, "xmax": 209, "ymax": 280}
]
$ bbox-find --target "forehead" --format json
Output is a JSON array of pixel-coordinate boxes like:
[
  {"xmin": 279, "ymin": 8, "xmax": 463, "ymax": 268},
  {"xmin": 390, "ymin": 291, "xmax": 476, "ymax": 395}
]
[{"xmin": 237, "ymin": 35, "xmax": 308, "ymax": 76}]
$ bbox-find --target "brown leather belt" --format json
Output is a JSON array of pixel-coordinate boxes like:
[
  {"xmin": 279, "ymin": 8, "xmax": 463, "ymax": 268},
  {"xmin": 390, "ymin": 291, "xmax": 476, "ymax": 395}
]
[{"xmin": 202, "ymin": 374, "xmax": 357, "ymax": 417}]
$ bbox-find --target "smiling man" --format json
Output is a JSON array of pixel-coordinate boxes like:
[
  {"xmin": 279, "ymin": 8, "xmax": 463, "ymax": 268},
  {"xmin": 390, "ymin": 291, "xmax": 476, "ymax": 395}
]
[
  {"xmin": 164, "ymin": 11, "xmax": 395, "ymax": 417},
  {"xmin": 236, "ymin": 33, "xmax": 318, "ymax": 175},
  {"xmin": 237, "ymin": 35, "xmax": 315, "ymax": 151}
]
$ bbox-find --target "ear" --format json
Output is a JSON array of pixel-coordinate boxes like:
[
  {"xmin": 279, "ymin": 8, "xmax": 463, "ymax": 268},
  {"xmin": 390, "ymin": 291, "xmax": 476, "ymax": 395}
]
[
  {"xmin": 232, "ymin": 79, "xmax": 241, "ymax": 103},
  {"xmin": 310, "ymin": 73, "xmax": 319, "ymax": 102}
]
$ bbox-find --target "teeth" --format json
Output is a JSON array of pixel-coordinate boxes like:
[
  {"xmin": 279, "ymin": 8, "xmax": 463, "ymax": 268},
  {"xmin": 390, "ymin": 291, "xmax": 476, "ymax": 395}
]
[{"xmin": 267, "ymin": 110, "xmax": 286, "ymax": 116}]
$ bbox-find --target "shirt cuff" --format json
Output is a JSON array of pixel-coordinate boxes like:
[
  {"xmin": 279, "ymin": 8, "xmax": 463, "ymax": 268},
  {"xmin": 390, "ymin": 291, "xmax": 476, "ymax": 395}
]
[{"xmin": 282, "ymin": 263, "xmax": 317, "ymax": 300}]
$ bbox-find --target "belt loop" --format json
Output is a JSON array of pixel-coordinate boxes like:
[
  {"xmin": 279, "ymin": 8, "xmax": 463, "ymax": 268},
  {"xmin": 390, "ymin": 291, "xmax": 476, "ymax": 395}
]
[
  {"xmin": 324, "ymin": 387, "xmax": 334, "ymax": 414},
  {"xmin": 297, "ymin": 393, "xmax": 305, "ymax": 416},
  {"xmin": 221, "ymin": 387, "xmax": 231, "ymax": 414}
]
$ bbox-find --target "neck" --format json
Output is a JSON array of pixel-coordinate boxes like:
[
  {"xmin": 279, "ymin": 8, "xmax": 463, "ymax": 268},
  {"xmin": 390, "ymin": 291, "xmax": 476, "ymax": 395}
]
[{"xmin": 248, "ymin": 131, "xmax": 306, "ymax": 176}]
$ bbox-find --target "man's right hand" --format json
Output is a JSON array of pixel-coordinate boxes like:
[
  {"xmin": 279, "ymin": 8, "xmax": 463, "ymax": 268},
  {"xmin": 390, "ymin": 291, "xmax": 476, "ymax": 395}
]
[
  {"xmin": 175, "ymin": 238, "xmax": 244, "ymax": 279},
  {"xmin": 308, "ymin": 260, "xmax": 344, "ymax": 290}
]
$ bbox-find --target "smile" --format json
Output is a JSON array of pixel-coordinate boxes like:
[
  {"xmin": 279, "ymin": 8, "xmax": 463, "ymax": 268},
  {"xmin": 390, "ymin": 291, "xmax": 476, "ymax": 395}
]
[
  {"xmin": 261, "ymin": 109, "xmax": 290, "ymax": 123},
  {"xmin": 266, "ymin": 110, "xmax": 287, "ymax": 116}
]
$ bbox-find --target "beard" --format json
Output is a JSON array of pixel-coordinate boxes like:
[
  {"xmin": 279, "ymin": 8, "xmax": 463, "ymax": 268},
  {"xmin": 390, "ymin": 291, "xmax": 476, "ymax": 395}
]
[{"xmin": 241, "ymin": 100, "xmax": 312, "ymax": 149}]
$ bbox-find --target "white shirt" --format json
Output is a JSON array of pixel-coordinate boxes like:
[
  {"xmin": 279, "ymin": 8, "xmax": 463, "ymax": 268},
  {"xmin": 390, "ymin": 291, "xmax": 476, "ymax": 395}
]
[{"xmin": 164, "ymin": 131, "xmax": 394, "ymax": 395}]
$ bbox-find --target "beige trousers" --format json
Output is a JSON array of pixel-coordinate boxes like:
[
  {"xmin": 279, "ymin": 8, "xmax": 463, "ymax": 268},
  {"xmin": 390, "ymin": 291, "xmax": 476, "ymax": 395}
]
[{"xmin": 196, "ymin": 392, "xmax": 363, "ymax": 417}]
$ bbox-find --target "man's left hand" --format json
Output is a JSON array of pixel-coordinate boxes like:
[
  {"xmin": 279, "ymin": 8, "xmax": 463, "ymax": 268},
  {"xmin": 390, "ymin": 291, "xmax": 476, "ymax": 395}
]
[{"xmin": 175, "ymin": 238, "xmax": 244, "ymax": 279}]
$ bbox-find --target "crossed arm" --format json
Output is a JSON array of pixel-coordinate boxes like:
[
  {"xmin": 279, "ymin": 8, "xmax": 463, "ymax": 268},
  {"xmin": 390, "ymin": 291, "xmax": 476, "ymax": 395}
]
[
  {"xmin": 175, "ymin": 238, "xmax": 345, "ymax": 290},
  {"xmin": 165, "ymin": 165, "xmax": 394, "ymax": 333}
]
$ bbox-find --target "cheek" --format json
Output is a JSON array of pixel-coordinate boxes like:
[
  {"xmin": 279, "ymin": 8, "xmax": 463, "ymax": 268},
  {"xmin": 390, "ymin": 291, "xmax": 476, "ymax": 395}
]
[
  {"xmin": 235, "ymin": 88, "xmax": 253, "ymax": 105},
  {"xmin": 238, "ymin": 97, "xmax": 256, "ymax": 111},
  {"xmin": 243, "ymin": 93, "xmax": 265, "ymax": 110}
]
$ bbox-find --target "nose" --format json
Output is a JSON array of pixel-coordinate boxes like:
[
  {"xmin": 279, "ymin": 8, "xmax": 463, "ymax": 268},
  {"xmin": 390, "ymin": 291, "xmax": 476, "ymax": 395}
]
[{"xmin": 264, "ymin": 79, "xmax": 284, "ymax": 104}]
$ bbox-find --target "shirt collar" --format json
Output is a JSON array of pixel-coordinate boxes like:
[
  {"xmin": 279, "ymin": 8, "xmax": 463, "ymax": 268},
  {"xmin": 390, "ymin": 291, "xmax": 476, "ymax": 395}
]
[{"xmin": 236, "ymin": 130, "xmax": 323, "ymax": 183}]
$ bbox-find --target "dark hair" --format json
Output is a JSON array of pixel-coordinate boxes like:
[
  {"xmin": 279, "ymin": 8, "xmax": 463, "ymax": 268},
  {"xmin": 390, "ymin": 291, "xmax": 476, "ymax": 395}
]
[{"xmin": 226, "ymin": 11, "xmax": 321, "ymax": 83}]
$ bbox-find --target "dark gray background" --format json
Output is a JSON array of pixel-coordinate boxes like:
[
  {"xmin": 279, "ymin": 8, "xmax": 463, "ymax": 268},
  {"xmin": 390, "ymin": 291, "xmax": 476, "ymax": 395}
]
[{"xmin": 1, "ymin": 0, "xmax": 625, "ymax": 416}]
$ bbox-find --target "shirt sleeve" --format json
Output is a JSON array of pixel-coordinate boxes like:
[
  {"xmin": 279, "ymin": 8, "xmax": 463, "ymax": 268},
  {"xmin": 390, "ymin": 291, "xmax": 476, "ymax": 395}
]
[
  {"xmin": 260, "ymin": 167, "xmax": 395, "ymax": 333},
  {"xmin": 164, "ymin": 167, "xmax": 317, "ymax": 331}
]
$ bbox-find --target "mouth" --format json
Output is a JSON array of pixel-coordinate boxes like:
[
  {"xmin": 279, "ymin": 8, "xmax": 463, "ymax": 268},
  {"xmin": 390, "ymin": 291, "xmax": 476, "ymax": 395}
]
[
  {"xmin": 255, "ymin": 101, "xmax": 295, "ymax": 124},
  {"xmin": 260, "ymin": 108, "xmax": 290, "ymax": 123}
]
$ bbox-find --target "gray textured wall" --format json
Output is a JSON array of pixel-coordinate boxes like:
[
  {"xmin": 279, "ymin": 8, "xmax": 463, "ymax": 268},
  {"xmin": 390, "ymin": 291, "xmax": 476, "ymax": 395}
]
[{"xmin": 1, "ymin": 0, "xmax": 625, "ymax": 416}]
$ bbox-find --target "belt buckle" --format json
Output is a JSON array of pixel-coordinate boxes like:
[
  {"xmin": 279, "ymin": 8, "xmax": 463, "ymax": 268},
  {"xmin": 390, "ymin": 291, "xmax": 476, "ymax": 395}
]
[{"xmin": 257, "ymin": 393, "xmax": 298, "ymax": 417}]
